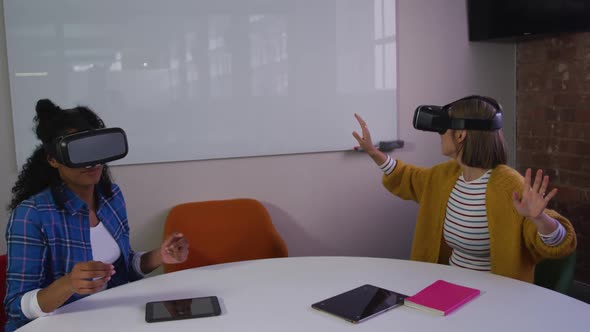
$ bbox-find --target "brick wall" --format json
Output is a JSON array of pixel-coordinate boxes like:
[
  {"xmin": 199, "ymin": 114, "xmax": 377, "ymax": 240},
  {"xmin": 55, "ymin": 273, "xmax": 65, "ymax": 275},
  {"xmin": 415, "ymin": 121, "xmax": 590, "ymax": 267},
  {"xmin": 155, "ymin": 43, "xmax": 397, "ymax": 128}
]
[{"xmin": 517, "ymin": 33, "xmax": 590, "ymax": 283}]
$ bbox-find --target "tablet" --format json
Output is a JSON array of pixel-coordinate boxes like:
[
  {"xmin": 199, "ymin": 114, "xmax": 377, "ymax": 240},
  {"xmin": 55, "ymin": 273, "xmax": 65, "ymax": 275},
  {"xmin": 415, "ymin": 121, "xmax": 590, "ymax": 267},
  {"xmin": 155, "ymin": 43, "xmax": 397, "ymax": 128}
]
[
  {"xmin": 145, "ymin": 296, "xmax": 221, "ymax": 323},
  {"xmin": 311, "ymin": 284, "xmax": 407, "ymax": 323}
]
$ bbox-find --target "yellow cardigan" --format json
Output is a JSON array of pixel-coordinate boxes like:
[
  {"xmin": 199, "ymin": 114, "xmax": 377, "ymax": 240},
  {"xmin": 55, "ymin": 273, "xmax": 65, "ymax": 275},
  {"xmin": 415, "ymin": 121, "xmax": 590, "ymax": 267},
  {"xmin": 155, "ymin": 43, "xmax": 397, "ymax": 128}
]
[{"xmin": 383, "ymin": 159, "xmax": 576, "ymax": 283}]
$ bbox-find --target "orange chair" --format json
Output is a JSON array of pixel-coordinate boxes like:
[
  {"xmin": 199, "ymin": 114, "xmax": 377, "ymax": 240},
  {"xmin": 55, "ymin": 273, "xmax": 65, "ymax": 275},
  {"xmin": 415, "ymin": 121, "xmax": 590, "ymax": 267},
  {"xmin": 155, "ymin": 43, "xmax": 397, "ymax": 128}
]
[
  {"xmin": 1, "ymin": 254, "xmax": 7, "ymax": 330},
  {"xmin": 162, "ymin": 199, "xmax": 288, "ymax": 273}
]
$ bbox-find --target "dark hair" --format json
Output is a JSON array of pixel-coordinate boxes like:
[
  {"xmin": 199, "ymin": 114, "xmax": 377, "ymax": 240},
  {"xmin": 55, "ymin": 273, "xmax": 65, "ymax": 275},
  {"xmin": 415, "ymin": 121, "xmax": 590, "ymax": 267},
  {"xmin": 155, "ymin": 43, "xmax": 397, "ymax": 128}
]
[
  {"xmin": 8, "ymin": 99, "xmax": 114, "ymax": 211},
  {"xmin": 448, "ymin": 97, "xmax": 508, "ymax": 169}
]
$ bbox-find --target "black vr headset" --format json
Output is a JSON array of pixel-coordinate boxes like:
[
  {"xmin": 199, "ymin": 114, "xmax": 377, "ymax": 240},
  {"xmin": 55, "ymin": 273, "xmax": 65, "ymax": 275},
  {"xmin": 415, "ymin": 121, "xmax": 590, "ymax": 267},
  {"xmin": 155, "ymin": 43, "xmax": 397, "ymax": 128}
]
[
  {"xmin": 413, "ymin": 95, "xmax": 503, "ymax": 134},
  {"xmin": 46, "ymin": 127, "xmax": 128, "ymax": 168}
]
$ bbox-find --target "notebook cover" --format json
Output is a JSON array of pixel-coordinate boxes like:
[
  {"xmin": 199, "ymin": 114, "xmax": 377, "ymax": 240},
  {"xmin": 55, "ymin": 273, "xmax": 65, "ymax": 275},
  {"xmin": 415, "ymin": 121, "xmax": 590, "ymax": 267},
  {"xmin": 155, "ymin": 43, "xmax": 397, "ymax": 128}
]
[{"xmin": 404, "ymin": 280, "xmax": 480, "ymax": 316}]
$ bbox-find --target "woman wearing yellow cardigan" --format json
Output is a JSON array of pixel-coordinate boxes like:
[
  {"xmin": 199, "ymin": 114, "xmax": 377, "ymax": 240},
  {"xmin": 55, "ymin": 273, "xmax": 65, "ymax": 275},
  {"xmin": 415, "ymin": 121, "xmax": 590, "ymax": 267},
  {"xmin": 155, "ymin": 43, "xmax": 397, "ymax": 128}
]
[{"xmin": 353, "ymin": 95, "xmax": 576, "ymax": 283}]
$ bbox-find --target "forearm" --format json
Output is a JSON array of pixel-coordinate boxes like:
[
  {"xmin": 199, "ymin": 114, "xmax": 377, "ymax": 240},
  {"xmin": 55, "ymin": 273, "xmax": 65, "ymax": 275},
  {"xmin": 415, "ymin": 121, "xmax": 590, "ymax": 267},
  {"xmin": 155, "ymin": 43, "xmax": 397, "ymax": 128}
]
[
  {"xmin": 140, "ymin": 248, "xmax": 162, "ymax": 274},
  {"xmin": 367, "ymin": 148, "xmax": 388, "ymax": 166},
  {"xmin": 523, "ymin": 210, "xmax": 576, "ymax": 262},
  {"xmin": 36, "ymin": 275, "xmax": 75, "ymax": 313},
  {"xmin": 532, "ymin": 212, "xmax": 559, "ymax": 235}
]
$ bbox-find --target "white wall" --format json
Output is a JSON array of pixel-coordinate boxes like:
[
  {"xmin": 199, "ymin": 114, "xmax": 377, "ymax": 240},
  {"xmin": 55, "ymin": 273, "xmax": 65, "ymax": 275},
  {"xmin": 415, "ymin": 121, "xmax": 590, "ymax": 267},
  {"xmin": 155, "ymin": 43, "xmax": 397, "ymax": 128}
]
[{"xmin": 0, "ymin": 0, "xmax": 515, "ymax": 268}]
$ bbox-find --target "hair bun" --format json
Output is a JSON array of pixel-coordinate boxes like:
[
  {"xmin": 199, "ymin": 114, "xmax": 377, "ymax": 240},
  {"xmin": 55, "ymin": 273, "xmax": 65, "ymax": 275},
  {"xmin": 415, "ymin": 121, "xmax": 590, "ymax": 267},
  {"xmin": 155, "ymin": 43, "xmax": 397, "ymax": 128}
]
[{"xmin": 35, "ymin": 99, "xmax": 60, "ymax": 121}]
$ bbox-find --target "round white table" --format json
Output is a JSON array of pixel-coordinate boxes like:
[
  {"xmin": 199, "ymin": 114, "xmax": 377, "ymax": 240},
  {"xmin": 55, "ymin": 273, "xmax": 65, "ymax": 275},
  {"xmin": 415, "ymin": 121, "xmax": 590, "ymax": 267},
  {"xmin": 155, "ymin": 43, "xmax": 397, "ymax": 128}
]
[{"xmin": 17, "ymin": 257, "xmax": 589, "ymax": 331}]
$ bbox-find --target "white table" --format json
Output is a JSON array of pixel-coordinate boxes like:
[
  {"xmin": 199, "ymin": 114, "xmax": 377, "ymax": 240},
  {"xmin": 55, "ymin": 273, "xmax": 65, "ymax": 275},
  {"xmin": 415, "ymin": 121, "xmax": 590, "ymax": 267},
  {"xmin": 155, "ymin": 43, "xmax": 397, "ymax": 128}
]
[{"xmin": 17, "ymin": 257, "xmax": 589, "ymax": 331}]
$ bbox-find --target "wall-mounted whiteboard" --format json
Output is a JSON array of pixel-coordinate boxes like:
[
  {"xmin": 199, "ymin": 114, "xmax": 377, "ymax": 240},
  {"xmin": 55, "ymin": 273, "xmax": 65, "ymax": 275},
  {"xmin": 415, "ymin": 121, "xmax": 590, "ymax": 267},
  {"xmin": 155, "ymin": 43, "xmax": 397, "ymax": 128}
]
[{"xmin": 5, "ymin": 0, "xmax": 397, "ymax": 169}]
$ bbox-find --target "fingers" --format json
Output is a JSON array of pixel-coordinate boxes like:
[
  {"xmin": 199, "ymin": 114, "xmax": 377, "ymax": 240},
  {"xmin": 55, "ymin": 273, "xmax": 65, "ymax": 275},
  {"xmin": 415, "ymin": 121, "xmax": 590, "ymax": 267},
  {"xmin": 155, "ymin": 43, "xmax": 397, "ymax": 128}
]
[
  {"xmin": 162, "ymin": 232, "xmax": 184, "ymax": 246},
  {"xmin": 163, "ymin": 233, "xmax": 189, "ymax": 262},
  {"xmin": 75, "ymin": 279, "xmax": 110, "ymax": 294},
  {"xmin": 523, "ymin": 168, "xmax": 532, "ymax": 193},
  {"xmin": 168, "ymin": 240, "xmax": 188, "ymax": 255},
  {"xmin": 72, "ymin": 261, "xmax": 115, "ymax": 279},
  {"xmin": 354, "ymin": 113, "xmax": 365, "ymax": 126},
  {"xmin": 544, "ymin": 188, "xmax": 558, "ymax": 201},
  {"xmin": 165, "ymin": 233, "xmax": 188, "ymax": 249},
  {"xmin": 168, "ymin": 243, "xmax": 189, "ymax": 258},
  {"xmin": 352, "ymin": 131, "xmax": 362, "ymax": 144},
  {"xmin": 353, "ymin": 114, "xmax": 373, "ymax": 148},
  {"xmin": 175, "ymin": 236, "xmax": 189, "ymax": 248},
  {"xmin": 514, "ymin": 169, "xmax": 560, "ymax": 219},
  {"xmin": 531, "ymin": 169, "xmax": 543, "ymax": 193},
  {"xmin": 538, "ymin": 175, "xmax": 549, "ymax": 197},
  {"xmin": 70, "ymin": 261, "xmax": 116, "ymax": 294},
  {"xmin": 77, "ymin": 269, "xmax": 116, "ymax": 280},
  {"xmin": 525, "ymin": 169, "xmax": 554, "ymax": 199},
  {"xmin": 79, "ymin": 261, "xmax": 115, "ymax": 272},
  {"xmin": 354, "ymin": 113, "xmax": 370, "ymax": 134}
]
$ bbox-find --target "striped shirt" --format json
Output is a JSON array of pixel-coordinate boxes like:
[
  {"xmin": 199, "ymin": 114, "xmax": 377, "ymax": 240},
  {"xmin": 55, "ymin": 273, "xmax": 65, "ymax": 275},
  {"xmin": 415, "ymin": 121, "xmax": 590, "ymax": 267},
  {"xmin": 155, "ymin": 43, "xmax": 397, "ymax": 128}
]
[
  {"xmin": 4, "ymin": 183, "xmax": 143, "ymax": 332},
  {"xmin": 444, "ymin": 171, "xmax": 493, "ymax": 271}
]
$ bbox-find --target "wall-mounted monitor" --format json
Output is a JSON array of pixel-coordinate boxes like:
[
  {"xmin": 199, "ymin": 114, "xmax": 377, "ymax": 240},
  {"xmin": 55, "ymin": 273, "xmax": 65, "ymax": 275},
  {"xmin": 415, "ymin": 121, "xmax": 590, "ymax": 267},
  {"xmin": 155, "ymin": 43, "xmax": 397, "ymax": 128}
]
[{"xmin": 468, "ymin": 0, "xmax": 590, "ymax": 41}]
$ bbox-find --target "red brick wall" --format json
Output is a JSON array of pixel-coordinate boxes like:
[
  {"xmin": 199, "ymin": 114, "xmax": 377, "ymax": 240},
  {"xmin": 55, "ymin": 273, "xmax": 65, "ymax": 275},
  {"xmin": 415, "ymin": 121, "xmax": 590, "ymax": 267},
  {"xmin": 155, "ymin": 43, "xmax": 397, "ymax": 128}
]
[{"xmin": 517, "ymin": 33, "xmax": 590, "ymax": 283}]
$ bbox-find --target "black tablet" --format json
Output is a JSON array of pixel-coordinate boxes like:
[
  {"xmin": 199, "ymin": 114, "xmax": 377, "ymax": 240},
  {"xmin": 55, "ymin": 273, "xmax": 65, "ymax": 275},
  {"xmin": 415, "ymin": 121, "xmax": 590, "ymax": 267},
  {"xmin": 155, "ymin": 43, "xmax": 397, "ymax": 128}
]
[
  {"xmin": 311, "ymin": 284, "xmax": 407, "ymax": 323},
  {"xmin": 145, "ymin": 296, "xmax": 221, "ymax": 323}
]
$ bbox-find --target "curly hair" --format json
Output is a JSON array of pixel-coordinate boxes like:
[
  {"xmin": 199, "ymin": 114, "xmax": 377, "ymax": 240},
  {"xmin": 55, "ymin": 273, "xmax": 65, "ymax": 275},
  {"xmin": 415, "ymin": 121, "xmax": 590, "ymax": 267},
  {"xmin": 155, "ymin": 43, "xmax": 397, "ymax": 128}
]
[{"xmin": 8, "ymin": 99, "xmax": 114, "ymax": 211}]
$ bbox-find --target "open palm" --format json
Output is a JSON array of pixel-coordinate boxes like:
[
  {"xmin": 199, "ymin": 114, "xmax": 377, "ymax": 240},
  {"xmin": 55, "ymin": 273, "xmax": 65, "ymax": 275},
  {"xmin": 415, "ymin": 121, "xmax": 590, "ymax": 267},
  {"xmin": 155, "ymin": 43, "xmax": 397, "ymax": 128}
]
[{"xmin": 512, "ymin": 169, "xmax": 557, "ymax": 219}]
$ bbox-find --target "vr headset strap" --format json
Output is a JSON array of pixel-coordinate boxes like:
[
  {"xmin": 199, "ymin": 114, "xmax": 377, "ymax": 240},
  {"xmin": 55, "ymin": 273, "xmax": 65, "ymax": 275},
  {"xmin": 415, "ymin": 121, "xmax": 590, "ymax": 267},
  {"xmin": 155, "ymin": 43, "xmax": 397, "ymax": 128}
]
[{"xmin": 449, "ymin": 113, "xmax": 502, "ymax": 130}]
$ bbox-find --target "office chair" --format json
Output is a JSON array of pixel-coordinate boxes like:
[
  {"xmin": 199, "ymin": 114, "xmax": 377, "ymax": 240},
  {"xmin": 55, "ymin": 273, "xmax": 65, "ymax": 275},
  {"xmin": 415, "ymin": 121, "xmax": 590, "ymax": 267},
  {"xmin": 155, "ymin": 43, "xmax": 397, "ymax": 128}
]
[
  {"xmin": 162, "ymin": 199, "xmax": 288, "ymax": 273},
  {"xmin": 1, "ymin": 254, "xmax": 7, "ymax": 330},
  {"xmin": 534, "ymin": 250, "xmax": 576, "ymax": 294}
]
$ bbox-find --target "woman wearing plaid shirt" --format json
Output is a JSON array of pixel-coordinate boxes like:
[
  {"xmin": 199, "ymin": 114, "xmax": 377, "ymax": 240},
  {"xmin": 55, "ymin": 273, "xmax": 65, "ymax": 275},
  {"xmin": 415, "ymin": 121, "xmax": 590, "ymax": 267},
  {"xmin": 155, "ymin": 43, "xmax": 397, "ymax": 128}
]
[{"xmin": 4, "ymin": 99, "xmax": 189, "ymax": 332}]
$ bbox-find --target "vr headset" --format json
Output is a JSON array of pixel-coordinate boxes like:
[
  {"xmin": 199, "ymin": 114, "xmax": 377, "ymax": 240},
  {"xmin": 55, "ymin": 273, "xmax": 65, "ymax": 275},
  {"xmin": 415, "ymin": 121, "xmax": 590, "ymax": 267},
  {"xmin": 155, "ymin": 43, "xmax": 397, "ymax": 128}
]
[
  {"xmin": 413, "ymin": 95, "xmax": 503, "ymax": 134},
  {"xmin": 46, "ymin": 128, "xmax": 128, "ymax": 168}
]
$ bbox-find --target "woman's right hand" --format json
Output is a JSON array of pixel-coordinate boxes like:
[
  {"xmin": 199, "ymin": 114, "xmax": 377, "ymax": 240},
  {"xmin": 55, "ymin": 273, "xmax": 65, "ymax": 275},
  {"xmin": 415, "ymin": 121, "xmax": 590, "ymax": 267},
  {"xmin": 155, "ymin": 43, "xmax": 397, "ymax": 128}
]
[
  {"xmin": 352, "ymin": 113, "xmax": 377, "ymax": 153},
  {"xmin": 67, "ymin": 261, "xmax": 115, "ymax": 295},
  {"xmin": 352, "ymin": 113, "xmax": 388, "ymax": 165},
  {"xmin": 36, "ymin": 261, "xmax": 116, "ymax": 313}
]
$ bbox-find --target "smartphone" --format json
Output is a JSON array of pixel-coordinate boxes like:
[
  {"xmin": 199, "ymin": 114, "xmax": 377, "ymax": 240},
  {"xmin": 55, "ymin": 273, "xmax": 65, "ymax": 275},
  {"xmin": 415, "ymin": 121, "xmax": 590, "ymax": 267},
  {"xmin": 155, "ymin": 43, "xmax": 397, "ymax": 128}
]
[
  {"xmin": 145, "ymin": 296, "xmax": 221, "ymax": 323},
  {"xmin": 311, "ymin": 284, "xmax": 407, "ymax": 323}
]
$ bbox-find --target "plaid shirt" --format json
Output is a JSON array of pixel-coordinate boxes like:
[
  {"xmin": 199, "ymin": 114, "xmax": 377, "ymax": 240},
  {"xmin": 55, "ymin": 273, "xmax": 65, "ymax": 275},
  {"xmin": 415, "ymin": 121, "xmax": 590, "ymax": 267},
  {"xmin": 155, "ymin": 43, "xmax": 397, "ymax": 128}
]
[{"xmin": 4, "ymin": 183, "xmax": 143, "ymax": 332}]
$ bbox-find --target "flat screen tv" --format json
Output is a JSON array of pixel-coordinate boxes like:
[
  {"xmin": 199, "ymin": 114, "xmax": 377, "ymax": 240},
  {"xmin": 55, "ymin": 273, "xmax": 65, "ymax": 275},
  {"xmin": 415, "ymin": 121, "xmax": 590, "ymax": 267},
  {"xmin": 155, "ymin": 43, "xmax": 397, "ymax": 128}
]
[{"xmin": 468, "ymin": 0, "xmax": 590, "ymax": 41}]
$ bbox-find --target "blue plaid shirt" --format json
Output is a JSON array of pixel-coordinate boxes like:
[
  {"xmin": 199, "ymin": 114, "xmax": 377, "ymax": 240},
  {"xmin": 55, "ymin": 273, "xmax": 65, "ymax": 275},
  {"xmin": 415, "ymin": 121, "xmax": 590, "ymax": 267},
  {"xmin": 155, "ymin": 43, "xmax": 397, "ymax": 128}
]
[{"xmin": 4, "ymin": 183, "xmax": 143, "ymax": 332}]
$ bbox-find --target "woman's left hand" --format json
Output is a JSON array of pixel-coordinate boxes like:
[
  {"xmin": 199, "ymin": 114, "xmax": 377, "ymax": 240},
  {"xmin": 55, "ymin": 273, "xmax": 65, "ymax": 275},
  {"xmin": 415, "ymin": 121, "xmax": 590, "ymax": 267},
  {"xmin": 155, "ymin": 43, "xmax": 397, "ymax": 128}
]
[
  {"xmin": 160, "ymin": 233, "xmax": 189, "ymax": 264},
  {"xmin": 512, "ymin": 168, "xmax": 558, "ymax": 220}
]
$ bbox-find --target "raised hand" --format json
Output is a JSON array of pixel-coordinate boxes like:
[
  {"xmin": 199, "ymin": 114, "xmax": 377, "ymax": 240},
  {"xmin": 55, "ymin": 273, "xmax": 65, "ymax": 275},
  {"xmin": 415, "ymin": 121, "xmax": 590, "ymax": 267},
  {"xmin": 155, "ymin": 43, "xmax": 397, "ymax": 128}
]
[
  {"xmin": 67, "ymin": 261, "xmax": 115, "ymax": 294},
  {"xmin": 512, "ymin": 168, "xmax": 558, "ymax": 220},
  {"xmin": 160, "ymin": 232, "xmax": 189, "ymax": 264},
  {"xmin": 352, "ymin": 113, "xmax": 389, "ymax": 165},
  {"xmin": 352, "ymin": 113, "xmax": 376, "ymax": 152}
]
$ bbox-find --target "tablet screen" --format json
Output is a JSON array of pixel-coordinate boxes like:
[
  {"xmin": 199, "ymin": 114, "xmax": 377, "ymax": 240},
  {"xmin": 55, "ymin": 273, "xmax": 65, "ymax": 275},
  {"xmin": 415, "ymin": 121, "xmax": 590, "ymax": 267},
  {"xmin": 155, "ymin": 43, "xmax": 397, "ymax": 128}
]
[
  {"xmin": 146, "ymin": 296, "xmax": 221, "ymax": 323},
  {"xmin": 311, "ymin": 284, "xmax": 407, "ymax": 323}
]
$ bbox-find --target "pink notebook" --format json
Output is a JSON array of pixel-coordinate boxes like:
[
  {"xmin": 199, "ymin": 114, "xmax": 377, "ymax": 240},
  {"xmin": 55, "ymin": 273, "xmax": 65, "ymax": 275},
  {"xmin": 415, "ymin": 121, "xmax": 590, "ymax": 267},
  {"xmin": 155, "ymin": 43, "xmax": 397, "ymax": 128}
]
[{"xmin": 404, "ymin": 280, "xmax": 480, "ymax": 316}]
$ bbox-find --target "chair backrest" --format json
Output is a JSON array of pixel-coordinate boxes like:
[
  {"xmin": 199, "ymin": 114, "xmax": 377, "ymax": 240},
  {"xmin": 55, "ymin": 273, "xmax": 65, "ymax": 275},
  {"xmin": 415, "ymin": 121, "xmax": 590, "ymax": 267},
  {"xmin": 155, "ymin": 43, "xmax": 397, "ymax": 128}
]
[
  {"xmin": 534, "ymin": 251, "xmax": 576, "ymax": 294},
  {"xmin": 1, "ymin": 254, "xmax": 7, "ymax": 331},
  {"xmin": 162, "ymin": 199, "xmax": 288, "ymax": 273}
]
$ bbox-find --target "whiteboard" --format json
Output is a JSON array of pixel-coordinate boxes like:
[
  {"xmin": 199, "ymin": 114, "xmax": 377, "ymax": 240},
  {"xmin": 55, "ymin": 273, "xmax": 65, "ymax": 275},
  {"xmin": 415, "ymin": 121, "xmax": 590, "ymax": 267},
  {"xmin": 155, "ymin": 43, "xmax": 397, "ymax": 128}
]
[{"xmin": 4, "ymin": 0, "xmax": 397, "ymax": 168}]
